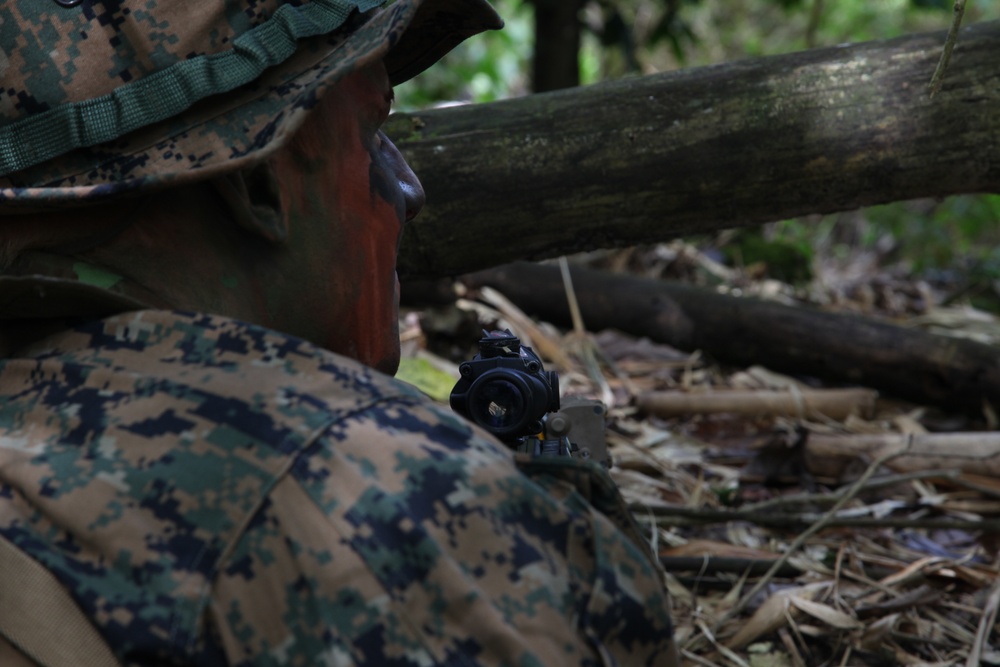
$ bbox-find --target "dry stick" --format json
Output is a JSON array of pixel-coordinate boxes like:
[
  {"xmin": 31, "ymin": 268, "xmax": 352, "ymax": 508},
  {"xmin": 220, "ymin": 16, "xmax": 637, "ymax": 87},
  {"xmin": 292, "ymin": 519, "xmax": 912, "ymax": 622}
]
[
  {"xmin": 954, "ymin": 475, "xmax": 1000, "ymax": 500},
  {"xmin": 779, "ymin": 626, "xmax": 809, "ymax": 667},
  {"xmin": 682, "ymin": 648, "xmax": 727, "ymax": 667},
  {"xmin": 782, "ymin": 610, "xmax": 811, "ymax": 667},
  {"xmin": 660, "ymin": 556, "xmax": 802, "ymax": 578},
  {"xmin": 558, "ymin": 257, "xmax": 616, "ymax": 407},
  {"xmin": 741, "ymin": 469, "xmax": 959, "ymax": 514},
  {"xmin": 929, "ymin": 0, "xmax": 967, "ymax": 97},
  {"xmin": 713, "ymin": 441, "xmax": 912, "ymax": 630},
  {"xmin": 967, "ymin": 579, "xmax": 1000, "ymax": 667},
  {"xmin": 891, "ymin": 629, "xmax": 956, "ymax": 649},
  {"xmin": 644, "ymin": 507, "xmax": 1000, "ymax": 531},
  {"xmin": 806, "ymin": 432, "xmax": 1000, "ymax": 477},
  {"xmin": 697, "ymin": 619, "xmax": 750, "ymax": 667},
  {"xmin": 558, "ymin": 258, "xmax": 585, "ymax": 338}
]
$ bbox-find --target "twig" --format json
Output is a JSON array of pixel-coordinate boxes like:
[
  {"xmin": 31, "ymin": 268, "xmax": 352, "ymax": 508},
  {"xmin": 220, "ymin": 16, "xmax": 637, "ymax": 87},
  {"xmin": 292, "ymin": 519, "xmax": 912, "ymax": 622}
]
[
  {"xmin": 782, "ymin": 609, "xmax": 811, "ymax": 667},
  {"xmin": 697, "ymin": 619, "xmax": 750, "ymax": 667},
  {"xmin": 714, "ymin": 442, "xmax": 911, "ymax": 628},
  {"xmin": 891, "ymin": 630, "xmax": 956, "ymax": 649},
  {"xmin": 638, "ymin": 507, "xmax": 1000, "ymax": 532},
  {"xmin": 558, "ymin": 257, "xmax": 586, "ymax": 337},
  {"xmin": 855, "ymin": 584, "xmax": 939, "ymax": 619},
  {"xmin": 953, "ymin": 474, "xmax": 1000, "ymax": 500},
  {"xmin": 780, "ymin": 626, "xmax": 808, "ymax": 667},
  {"xmin": 967, "ymin": 578, "xmax": 1000, "ymax": 667},
  {"xmin": 660, "ymin": 556, "xmax": 802, "ymax": 578},
  {"xmin": 591, "ymin": 338, "xmax": 641, "ymax": 400},
  {"xmin": 682, "ymin": 649, "xmax": 724, "ymax": 667},
  {"xmin": 839, "ymin": 566, "xmax": 900, "ymax": 598},
  {"xmin": 929, "ymin": 0, "xmax": 967, "ymax": 97},
  {"xmin": 741, "ymin": 469, "xmax": 958, "ymax": 514},
  {"xmin": 557, "ymin": 257, "xmax": 615, "ymax": 405}
]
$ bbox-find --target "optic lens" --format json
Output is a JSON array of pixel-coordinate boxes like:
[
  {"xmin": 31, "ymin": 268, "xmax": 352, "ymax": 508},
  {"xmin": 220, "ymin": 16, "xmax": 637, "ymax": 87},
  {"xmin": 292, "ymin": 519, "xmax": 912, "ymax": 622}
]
[{"xmin": 471, "ymin": 379, "xmax": 525, "ymax": 430}]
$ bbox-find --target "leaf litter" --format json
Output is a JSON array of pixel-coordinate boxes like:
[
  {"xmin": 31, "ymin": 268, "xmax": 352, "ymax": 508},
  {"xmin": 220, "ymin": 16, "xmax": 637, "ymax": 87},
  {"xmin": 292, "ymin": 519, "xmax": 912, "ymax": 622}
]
[{"xmin": 398, "ymin": 233, "xmax": 1000, "ymax": 667}]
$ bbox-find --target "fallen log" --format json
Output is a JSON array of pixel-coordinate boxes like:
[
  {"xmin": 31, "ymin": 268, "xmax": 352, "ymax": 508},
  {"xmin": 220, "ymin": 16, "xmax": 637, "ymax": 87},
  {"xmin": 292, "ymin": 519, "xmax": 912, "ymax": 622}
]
[
  {"xmin": 389, "ymin": 21, "xmax": 1000, "ymax": 280},
  {"xmin": 462, "ymin": 262, "xmax": 1000, "ymax": 411}
]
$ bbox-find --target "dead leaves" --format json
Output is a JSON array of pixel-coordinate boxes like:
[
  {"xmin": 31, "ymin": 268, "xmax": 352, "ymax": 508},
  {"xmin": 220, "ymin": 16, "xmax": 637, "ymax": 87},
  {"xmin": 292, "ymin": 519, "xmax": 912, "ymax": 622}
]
[{"xmin": 400, "ymin": 268, "xmax": 1000, "ymax": 666}]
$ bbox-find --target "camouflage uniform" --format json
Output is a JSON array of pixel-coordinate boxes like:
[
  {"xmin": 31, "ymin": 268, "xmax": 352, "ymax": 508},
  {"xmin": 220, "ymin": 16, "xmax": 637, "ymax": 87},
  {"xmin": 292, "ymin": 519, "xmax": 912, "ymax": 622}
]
[
  {"xmin": 0, "ymin": 0, "xmax": 679, "ymax": 664},
  {"xmin": 0, "ymin": 310, "xmax": 678, "ymax": 665},
  {"xmin": 0, "ymin": 0, "xmax": 500, "ymax": 200}
]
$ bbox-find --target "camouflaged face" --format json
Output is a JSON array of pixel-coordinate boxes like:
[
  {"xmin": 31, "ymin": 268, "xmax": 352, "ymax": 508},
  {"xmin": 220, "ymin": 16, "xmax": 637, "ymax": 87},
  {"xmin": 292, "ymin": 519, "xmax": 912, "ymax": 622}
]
[
  {"xmin": 0, "ymin": 310, "xmax": 677, "ymax": 666},
  {"xmin": 0, "ymin": 0, "xmax": 501, "ymax": 207}
]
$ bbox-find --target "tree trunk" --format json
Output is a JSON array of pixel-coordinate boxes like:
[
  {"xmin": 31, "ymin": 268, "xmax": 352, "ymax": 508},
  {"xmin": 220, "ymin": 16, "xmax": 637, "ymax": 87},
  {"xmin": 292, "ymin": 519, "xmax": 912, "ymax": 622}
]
[
  {"xmin": 530, "ymin": 0, "xmax": 582, "ymax": 92},
  {"xmin": 387, "ymin": 21, "xmax": 1000, "ymax": 281},
  {"xmin": 461, "ymin": 262, "xmax": 1000, "ymax": 412}
]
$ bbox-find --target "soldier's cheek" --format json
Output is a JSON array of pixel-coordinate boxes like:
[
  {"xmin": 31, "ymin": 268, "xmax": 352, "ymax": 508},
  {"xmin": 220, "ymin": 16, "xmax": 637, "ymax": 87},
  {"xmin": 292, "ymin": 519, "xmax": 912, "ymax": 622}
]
[
  {"xmin": 313, "ymin": 139, "xmax": 403, "ymax": 371},
  {"xmin": 334, "ymin": 191, "xmax": 402, "ymax": 372}
]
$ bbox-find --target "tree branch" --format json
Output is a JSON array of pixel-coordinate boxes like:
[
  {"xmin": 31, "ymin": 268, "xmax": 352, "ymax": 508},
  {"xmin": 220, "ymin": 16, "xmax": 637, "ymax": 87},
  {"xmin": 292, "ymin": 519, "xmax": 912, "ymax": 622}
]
[{"xmin": 929, "ymin": 0, "xmax": 968, "ymax": 96}]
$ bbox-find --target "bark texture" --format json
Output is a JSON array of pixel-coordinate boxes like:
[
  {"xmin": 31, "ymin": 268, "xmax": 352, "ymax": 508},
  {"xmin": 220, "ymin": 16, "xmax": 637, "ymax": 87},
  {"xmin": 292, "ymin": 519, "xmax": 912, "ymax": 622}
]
[{"xmin": 388, "ymin": 21, "xmax": 1000, "ymax": 281}]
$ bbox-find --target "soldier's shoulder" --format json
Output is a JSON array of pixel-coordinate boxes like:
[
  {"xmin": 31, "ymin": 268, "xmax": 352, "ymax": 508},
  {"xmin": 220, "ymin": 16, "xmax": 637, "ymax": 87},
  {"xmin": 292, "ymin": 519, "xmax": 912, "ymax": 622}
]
[{"xmin": 0, "ymin": 310, "xmax": 466, "ymax": 662}]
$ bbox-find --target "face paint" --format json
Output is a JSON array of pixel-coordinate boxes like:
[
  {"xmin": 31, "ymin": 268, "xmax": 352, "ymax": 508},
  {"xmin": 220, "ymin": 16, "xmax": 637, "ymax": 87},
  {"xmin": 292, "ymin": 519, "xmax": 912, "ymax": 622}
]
[
  {"xmin": 64, "ymin": 61, "xmax": 424, "ymax": 375},
  {"xmin": 263, "ymin": 61, "xmax": 424, "ymax": 374}
]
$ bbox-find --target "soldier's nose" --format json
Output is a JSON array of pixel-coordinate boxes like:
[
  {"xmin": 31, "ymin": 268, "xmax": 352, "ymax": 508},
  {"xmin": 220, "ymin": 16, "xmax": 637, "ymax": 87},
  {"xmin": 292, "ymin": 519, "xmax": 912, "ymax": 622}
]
[{"xmin": 380, "ymin": 133, "xmax": 425, "ymax": 222}]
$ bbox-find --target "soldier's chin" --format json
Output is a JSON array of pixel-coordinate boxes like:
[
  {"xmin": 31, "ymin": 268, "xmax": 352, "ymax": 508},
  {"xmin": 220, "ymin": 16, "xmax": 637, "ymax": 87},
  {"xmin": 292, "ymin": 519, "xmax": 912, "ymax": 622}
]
[
  {"xmin": 378, "ymin": 273, "xmax": 402, "ymax": 375},
  {"xmin": 370, "ymin": 325, "xmax": 402, "ymax": 376},
  {"xmin": 374, "ymin": 348, "xmax": 402, "ymax": 376}
]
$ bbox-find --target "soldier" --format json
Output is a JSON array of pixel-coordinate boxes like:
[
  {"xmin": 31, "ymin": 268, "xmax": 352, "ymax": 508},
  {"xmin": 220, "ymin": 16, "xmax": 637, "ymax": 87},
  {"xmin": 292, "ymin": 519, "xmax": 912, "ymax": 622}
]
[{"xmin": 0, "ymin": 1, "xmax": 679, "ymax": 666}]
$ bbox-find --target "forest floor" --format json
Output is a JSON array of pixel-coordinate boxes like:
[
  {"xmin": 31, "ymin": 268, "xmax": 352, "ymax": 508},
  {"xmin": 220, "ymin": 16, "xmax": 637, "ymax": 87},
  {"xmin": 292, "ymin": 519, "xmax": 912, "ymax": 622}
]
[{"xmin": 398, "ymin": 219, "xmax": 1000, "ymax": 667}]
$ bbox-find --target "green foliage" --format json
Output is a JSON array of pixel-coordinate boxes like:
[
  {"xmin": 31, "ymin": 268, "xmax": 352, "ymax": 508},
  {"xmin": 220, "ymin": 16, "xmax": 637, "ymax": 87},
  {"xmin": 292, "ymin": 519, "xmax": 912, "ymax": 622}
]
[
  {"xmin": 866, "ymin": 196, "xmax": 1000, "ymax": 275},
  {"xmin": 642, "ymin": 0, "xmax": 959, "ymax": 67},
  {"xmin": 757, "ymin": 195, "xmax": 1000, "ymax": 299},
  {"xmin": 713, "ymin": 483, "xmax": 739, "ymax": 506},
  {"xmin": 393, "ymin": 0, "xmax": 533, "ymax": 110},
  {"xmin": 724, "ymin": 228, "xmax": 814, "ymax": 284},
  {"xmin": 397, "ymin": 0, "xmax": 966, "ymax": 104},
  {"xmin": 394, "ymin": 357, "xmax": 457, "ymax": 402},
  {"xmin": 910, "ymin": 0, "xmax": 954, "ymax": 9}
]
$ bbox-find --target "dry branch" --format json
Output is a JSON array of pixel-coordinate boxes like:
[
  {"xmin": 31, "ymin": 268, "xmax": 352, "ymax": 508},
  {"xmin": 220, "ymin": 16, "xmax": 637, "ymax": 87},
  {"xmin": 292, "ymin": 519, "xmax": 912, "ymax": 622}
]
[
  {"xmin": 462, "ymin": 262, "xmax": 1000, "ymax": 411},
  {"xmin": 390, "ymin": 21, "xmax": 1000, "ymax": 280},
  {"xmin": 637, "ymin": 505, "xmax": 1000, "ymax": 531},
  {"xmin": 659, "ymin": 556, "xmax": 802, "ymax": 578},
  {"xmin": 807, "ymin": 432, "xmax": 1000, "ymax": 477},
  {"xmin": 968, "ymin": 580, "xmax": 1000, "ymax": 667}
]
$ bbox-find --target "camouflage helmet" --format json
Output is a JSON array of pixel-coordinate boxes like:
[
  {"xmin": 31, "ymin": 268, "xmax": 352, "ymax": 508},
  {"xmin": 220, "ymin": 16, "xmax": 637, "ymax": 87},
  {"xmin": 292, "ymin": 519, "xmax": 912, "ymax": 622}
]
[{"xmin": 0, "ymin": 0, "xmax": 501, "ymax": 208}]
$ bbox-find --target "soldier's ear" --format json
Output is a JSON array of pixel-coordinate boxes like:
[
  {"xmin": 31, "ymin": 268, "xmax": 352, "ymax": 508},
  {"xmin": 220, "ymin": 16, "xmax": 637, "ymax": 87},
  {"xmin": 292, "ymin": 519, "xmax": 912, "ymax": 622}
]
[{"xmin": 213, "ymin": 162, "xmax": 288, "ymax": 244}]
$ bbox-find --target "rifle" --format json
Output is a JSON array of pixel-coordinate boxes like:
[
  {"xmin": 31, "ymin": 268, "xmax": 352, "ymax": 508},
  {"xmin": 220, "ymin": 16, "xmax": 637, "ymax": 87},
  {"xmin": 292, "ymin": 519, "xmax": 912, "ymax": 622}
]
[{"xmin": 450, "ymin": 330, "xmax": 610, "ymax": 467}]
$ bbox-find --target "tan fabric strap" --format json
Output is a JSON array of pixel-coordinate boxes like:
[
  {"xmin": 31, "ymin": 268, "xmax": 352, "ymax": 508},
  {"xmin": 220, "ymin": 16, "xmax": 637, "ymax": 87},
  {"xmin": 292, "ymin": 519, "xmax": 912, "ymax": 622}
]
[{"xmin": 0, "ymin": 533, "xmax": 120, "ymax": 667}]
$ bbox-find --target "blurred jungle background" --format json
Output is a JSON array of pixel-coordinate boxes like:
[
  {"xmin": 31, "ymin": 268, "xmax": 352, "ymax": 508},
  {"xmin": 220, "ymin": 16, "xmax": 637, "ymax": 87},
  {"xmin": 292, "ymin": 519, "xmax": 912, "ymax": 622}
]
[
  {"xmin": 397, "ymin": 0, "xmax": 1000, "ymax": 308},
  {"xmin": 391, "ymin": 2, "xmax": 1000, "ymax": 665}
]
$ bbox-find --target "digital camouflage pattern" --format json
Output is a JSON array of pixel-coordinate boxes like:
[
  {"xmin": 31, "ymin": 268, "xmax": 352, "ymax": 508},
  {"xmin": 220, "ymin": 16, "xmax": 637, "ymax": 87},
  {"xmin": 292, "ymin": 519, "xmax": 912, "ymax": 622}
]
[
  {"xmin": 0, "ymin": 0, "xmax": 501, "ymax": 206},
  {"xmin": 0, "ymin": 310, "xmax": 678, "ymax": 666}
]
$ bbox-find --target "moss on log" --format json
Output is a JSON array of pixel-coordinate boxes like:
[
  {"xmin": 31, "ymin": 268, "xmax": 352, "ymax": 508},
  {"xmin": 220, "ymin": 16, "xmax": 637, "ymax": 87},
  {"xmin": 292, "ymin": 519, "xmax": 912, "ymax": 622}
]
[{"xmin": 388, "ymin": 22, "xmax": 1000, "ymax": 281}]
